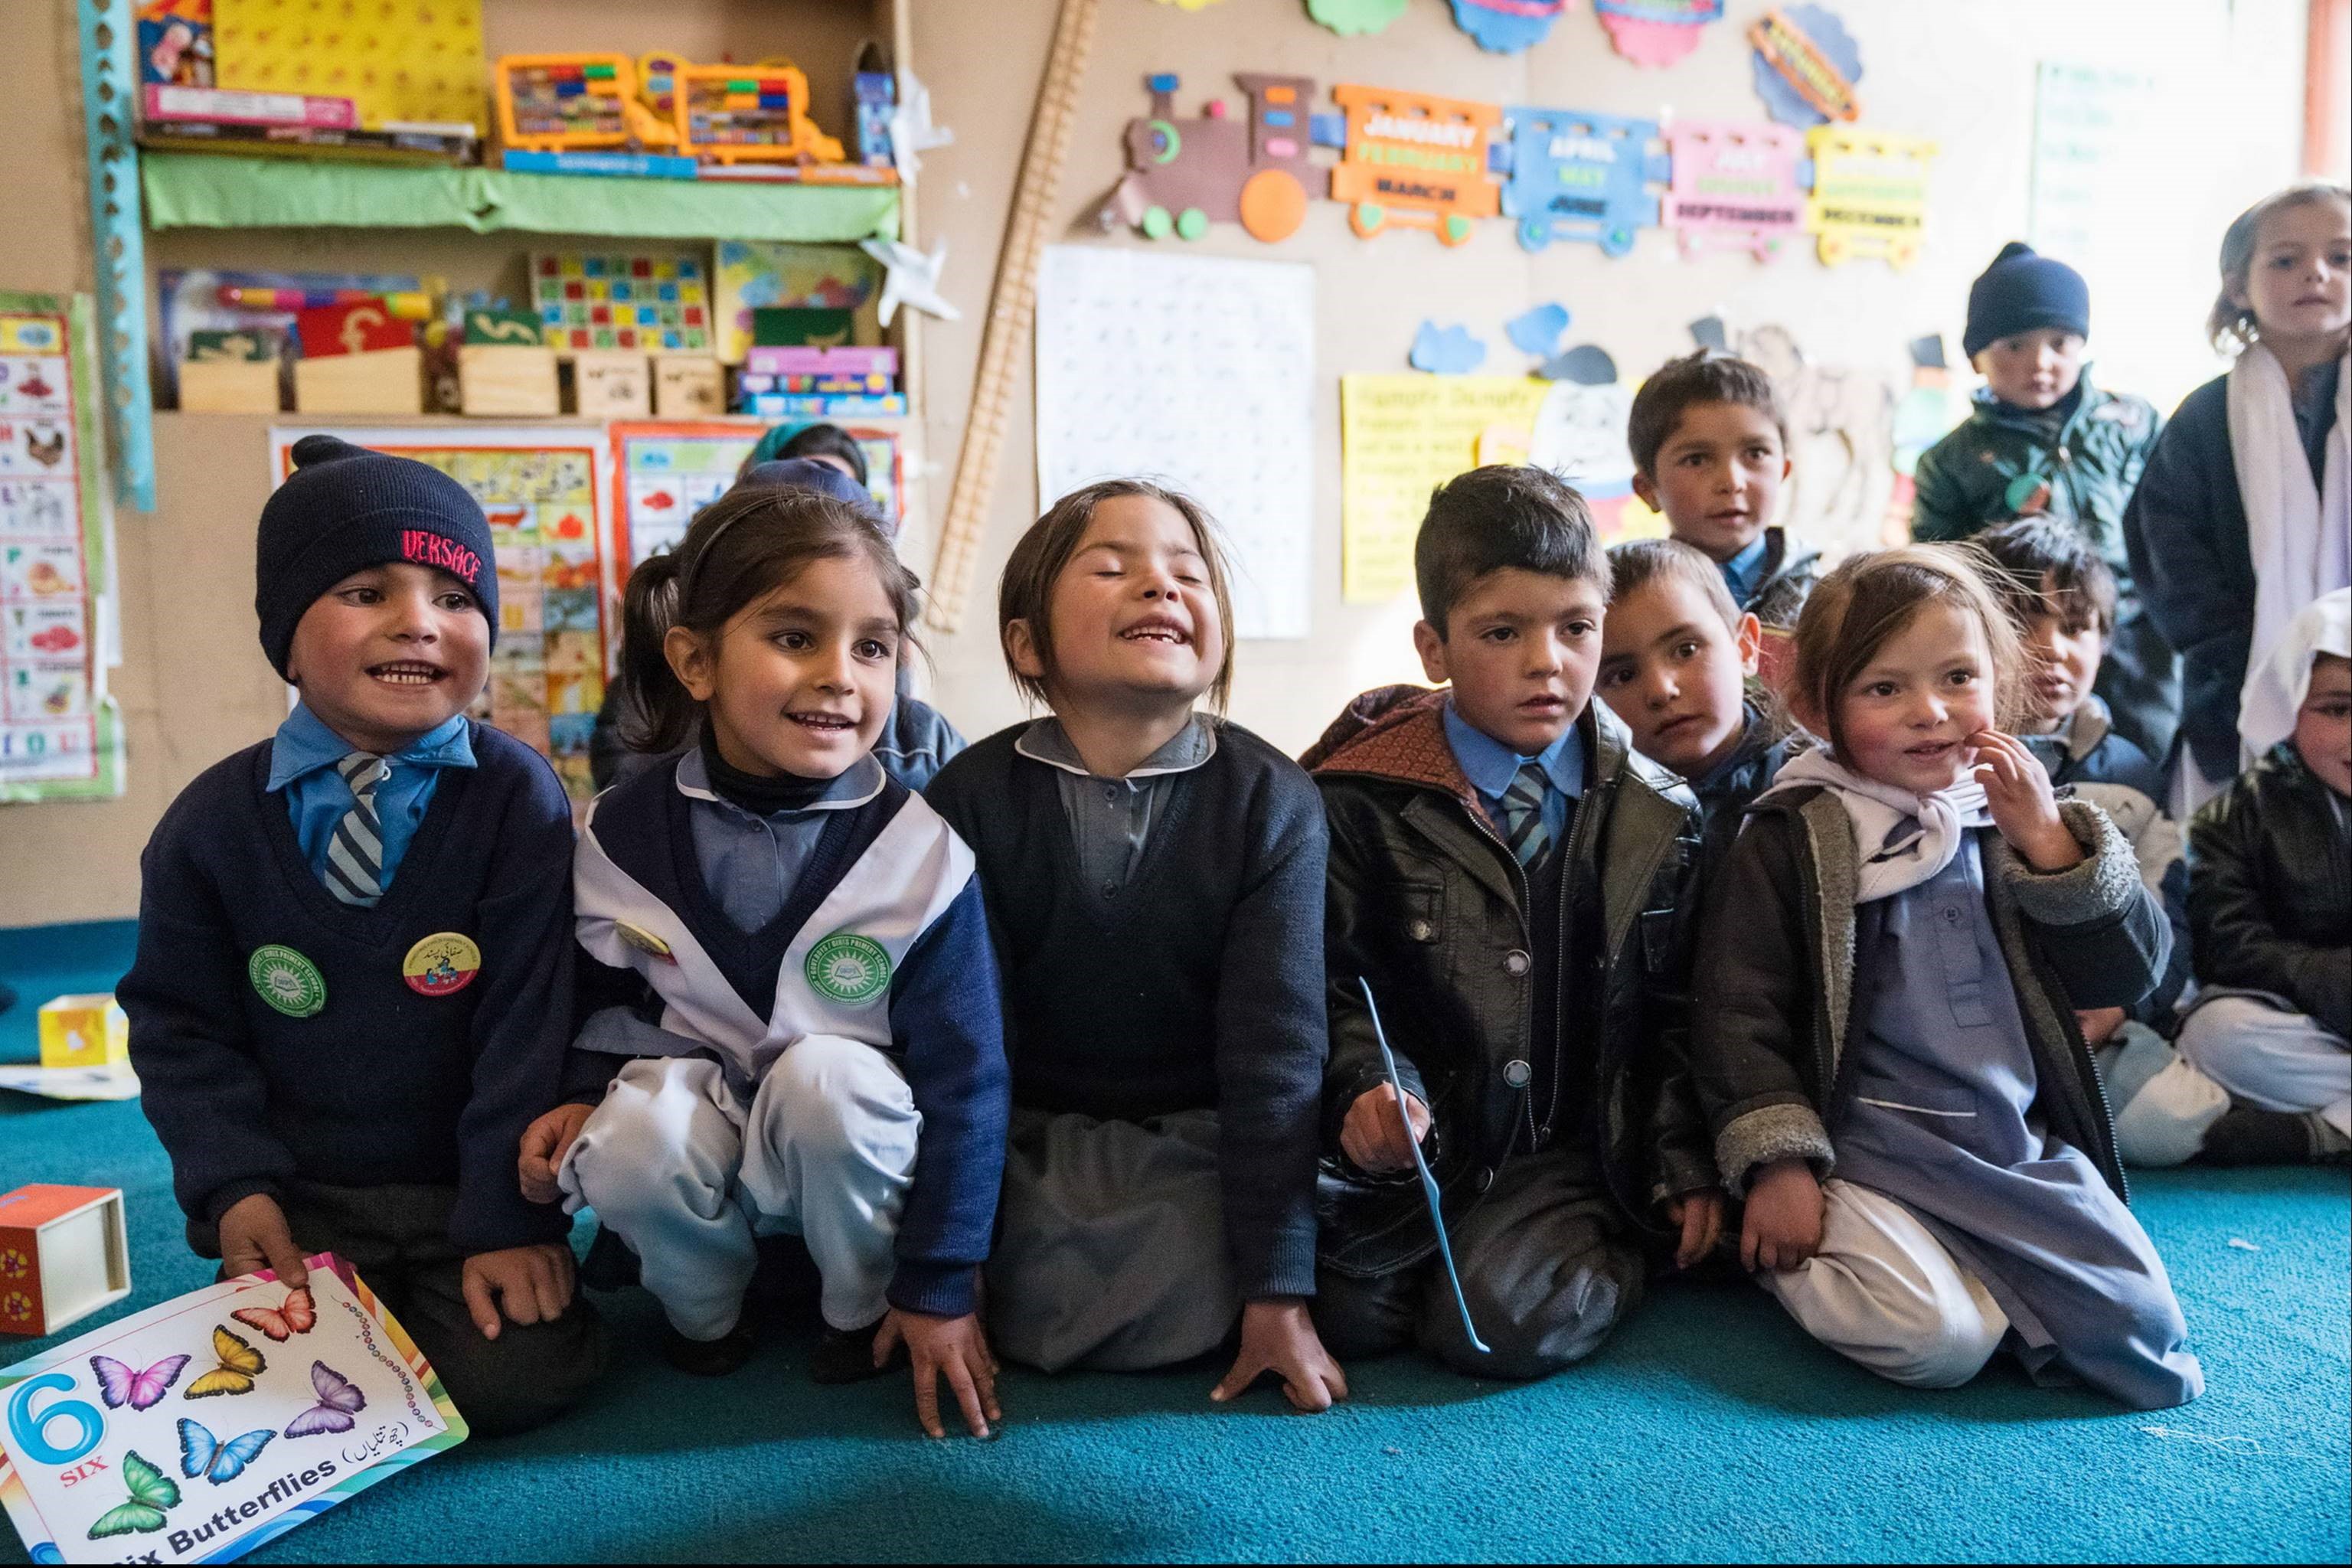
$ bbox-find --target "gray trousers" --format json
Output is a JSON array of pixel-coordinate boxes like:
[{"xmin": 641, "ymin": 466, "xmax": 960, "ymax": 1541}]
[
  {"xmin": 1310, "ymin": 1142, "xmax": 1644, "ymax": 1380},
  {"xmin": 196, "ymin": 1181, "xmax": 608, "ymax": 1438}
]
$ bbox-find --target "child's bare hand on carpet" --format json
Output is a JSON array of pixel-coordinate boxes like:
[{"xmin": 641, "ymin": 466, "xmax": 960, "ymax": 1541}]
[
  {"xmin": 518, "ymin": 1102, "xmax": 593, "ymax": 1204},
  {"xmin": 218, "ymin": 1192, "xmax": 309, "ymax": 1289},
  {"xmin": 1212, "ymin": 1298, "xmax": 1348, "ymax": 1413},
  {"xmin": 878, "ymin": 1308, "xmax": 1000, "ymax": 1439},
  {"xmin": 1741, "ymin": 1159, "xmax": 1825, "ymax": 1272},
  {"xmin": 462, "ymin": 1243, "xmax": 576, "ymax": 1338},
  {"xmin": 1666, "ymin": 1188, "xmax": 1726, "ymax": 1270}
]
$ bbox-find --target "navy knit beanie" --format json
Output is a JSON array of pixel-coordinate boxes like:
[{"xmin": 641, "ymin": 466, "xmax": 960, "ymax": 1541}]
[
  {"xmin": 1964, "ymin": 242, "xmax": 2091, "ymax": 359},
  {"xmin": 256, "ymin": 435, "xmax": 498, "ymax": 679}
]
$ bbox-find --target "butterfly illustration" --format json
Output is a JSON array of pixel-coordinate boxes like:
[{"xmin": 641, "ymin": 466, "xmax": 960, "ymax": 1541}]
[
  {"xmin": 231, "ymin": 1286, "xmax": 317, "ymax": 1342},
  {"xmin": 87, "ymin": 1449, "xmax": 181, "ymax": 1540},
  {"xmin": 283, "ymin": 1361, "xmax": 366, "ymax": 1439},
  {"xmin": 184, "ymin": 1325, "xmax": 266, "ymax": 1398},
  {"xmin": 90, "ymin": 1353, "xmax": 191, "ymax": 1412},
  {"xmin": 177, "ymin": 1417, "xmax": 276, "ymax": 1485}
]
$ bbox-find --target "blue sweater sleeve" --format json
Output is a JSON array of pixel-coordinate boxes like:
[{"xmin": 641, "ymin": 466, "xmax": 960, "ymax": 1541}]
[{"xmin": 884, "ymin": 873, "xmax": 1011, "ymax": 1317}]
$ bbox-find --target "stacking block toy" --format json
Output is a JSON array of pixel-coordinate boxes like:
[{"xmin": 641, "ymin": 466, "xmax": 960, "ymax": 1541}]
[
  {"xmin": 0, "ymin": 1184, "xmax": 130, "ymax": 1337},
  {"xmin": 36, "ymin": 994, "xmax": 126, "ymax": 1070}
]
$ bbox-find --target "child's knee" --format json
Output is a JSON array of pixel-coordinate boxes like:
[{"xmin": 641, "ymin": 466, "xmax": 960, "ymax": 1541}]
[
  {"xmin": 1308, "ymin": 1267, "xmax": 1417, "ymax": 1361},
  {"xmin": 753, "ymin": 1035, "xmax": 919, "ymax": 1168},
  {"xmin": 2176, "ymin": 995, "xmax": 2292, "ymax": 1069},
  {"xmin": 1877, "ymin": 1298, "xmax": 2006, "ymax": 1388},
  {"xmin": 567, "ymin": 1092, "xmax": 730, "ymax": 1223},
  {"xmin": 414, "ymin": 1297, "xmax": 609, "ymax": 1438},
  {"xmin": 2102, "ymin": 1027, "xmax": 2231, "ymax": 1166},
  {"xmin": 1435, "ymin": 1241, "xmax": 1642, "ymax": 1380}
]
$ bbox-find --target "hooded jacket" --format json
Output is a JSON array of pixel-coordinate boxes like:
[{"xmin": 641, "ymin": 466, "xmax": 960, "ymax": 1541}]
[{"xmin": 1303, "ymin": 685, "xmax": 1713, "ymax": 1277}]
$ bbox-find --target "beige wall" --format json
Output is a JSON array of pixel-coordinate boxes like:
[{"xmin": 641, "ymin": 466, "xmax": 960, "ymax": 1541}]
[{"xmin": 0, "ymin": 0, "xmax": 2314, "ymax": 925}]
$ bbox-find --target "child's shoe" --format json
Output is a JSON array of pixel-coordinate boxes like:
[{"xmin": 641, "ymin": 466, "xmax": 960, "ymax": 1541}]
[
  {"xmin": 662, "ymin": 1323, "xmax": 756, "ymax": 1377},
  {"xmin": 578, "ymin": 1226, "xmax": 641, "ymax": 1292},
  {"xmin": 808, "ymin": 1317, "xmax": 896, "ymax": 1385},
  {"xmin": 2200, "ymin": 1104, "xmax": 2351, "ymax": 1165}
]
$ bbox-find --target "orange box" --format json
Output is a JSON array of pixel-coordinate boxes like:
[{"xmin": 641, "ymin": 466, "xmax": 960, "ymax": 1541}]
[
  {"xmin": 37, "ymin": 993, "xmax": 127, "ymax": 1070},
  {"xmin": 0, "ymin": 1184, "xmax": 130, "ymax": 1337}
]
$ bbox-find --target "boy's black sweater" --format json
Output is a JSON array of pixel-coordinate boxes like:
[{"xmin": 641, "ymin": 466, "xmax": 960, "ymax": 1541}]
[
  {"xmin": 122, "ymin": 722, "xmax": 577, "ymax": 1254},
  {"xmin": 924, "ymin": 720, "xmax": 1328, "ymax": 1299}
]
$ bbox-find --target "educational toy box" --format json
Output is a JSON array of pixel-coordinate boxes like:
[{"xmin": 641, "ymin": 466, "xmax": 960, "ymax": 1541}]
[
  {"xmin": 0, "ymin": 1185, "xmax": 129, "ymax": 1338},
  {"xmin": 670, "ymin": 63, "xmax": 845, "ymax": 165},
  {"xmin": 36, "ymin": 995, "xmax": 126, "ymax": 1071}
]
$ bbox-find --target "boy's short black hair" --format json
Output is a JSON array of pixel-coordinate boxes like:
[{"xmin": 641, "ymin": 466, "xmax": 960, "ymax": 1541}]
[
  {"xmin": 1968, "ymin": 517, "xmax": 2118, "ymax": 637},
  {"xmin": 1625, "ymin": 351, "xmax": 1788, "ymax": 477},
  {"xmin": 1415, "ymin": 465, "xmax": 1610, "ymax": 636}
]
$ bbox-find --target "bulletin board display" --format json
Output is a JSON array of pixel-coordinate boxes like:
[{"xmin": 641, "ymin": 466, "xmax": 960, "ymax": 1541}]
[
  {"xmin": 609, "ymin": 420, "xmax": 904, "ymax": 576},
  {"xmin": 269, "ymin": 427, "xmax": 615, "ymax": 807},
  {"xmin": 0, "ymin": 293, "xmax": 122, "ymax": 804}
]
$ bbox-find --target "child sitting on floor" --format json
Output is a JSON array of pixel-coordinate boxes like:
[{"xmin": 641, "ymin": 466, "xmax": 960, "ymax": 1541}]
[
  {"xmin": 1596, "ymin": 537, "xmax": 1795, "ymax": 871},
  {"xmin": 2174, "ymin": 590, "xmax": 2351, "ymax": 1165},
  {"xmin": 923, "ymin": 479, "xmax": 1347, "ymax": 1412},
  {"xmin": 1693, "ymin": 544, "xmax": 2201, "ymax": 1410},
  {"xmin": 121, "ymin": 436, "xmax": 607, "ymax": 1437},
  {"xmin": 1301, "ymin": 466, "xmax": 1720, "ymax": 1379}
]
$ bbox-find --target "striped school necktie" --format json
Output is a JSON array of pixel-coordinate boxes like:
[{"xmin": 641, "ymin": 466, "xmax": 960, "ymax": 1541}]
[
  {"xmin": 1496, "ymin": 760, "xmax": 1552, "ymax": 867},
  {"xmin": 325, "ymin": 751, "xmax": 389, "ymax": 906}
]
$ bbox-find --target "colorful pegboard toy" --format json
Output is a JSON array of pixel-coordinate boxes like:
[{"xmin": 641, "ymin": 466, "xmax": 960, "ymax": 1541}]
[
  {"xmin": 1327, "ymin": 83, "xmax": 1504, "ymax": 247},
  {"xmin": 531, "ymin": 253, "xmax": 711, "ymax": 355},
  {"xmin": 495, "ymin": 54, "xmax": 677, "ymax": 152},
  {"xmin": 1498, "ymin": 107, "xmax": 1669, "ymax": 256},
  {"xmin": 671, "ymin": 61, "xmax": 846, "ymax": 165},
  {"xmin": 1103, "ymin": 73, "xmax": 1318, "ymax": 244}
]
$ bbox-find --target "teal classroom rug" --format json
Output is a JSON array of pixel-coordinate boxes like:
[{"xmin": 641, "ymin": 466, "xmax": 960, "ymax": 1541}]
[{"xmin": 2, "ymin": 922, "xmax": 2346, "ymax": 1563}]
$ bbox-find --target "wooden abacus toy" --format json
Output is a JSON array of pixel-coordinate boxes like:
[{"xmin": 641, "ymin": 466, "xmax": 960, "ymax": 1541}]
[
  {"xmin": 495, "ymin": 53, "xmax": 676, "ymax": 152},
  {"xmin": 670, "ymin": 60, "xmax": 844, "ymax": 165}
]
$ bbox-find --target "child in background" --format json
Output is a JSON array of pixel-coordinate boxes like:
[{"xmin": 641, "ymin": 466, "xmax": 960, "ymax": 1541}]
[
  {"xmin": 923, "ymin": 480, "xmax": 1346, "ymax": 1411},
  {"xmin": 738, "ymin": 420, "xmax": 873, "ymax": 488},
  {"xmin": 1627, "ymin": 351, "xmax": 1817, "ymax": 630},
  {"xmin": 1302, "ymin": 469, "xmax": 1719, "ymax": 1379},
  {"xmin": 1597, "ymin": 537, "xmax": 1795, "ymax": 871},
  {"xmin": 2127, "ymin": 183, "xmax": 2350, "ymax": 811},
  {"xmin": 1913, "ymin": 243, "xmax": 2171, "ymax": 763},
  {"xmin": 2174, "ymin": 590, "xmax": 2351, "ymax": 1165},
  {"xmin": 122, "ymin": 436, "xmax": 606, "ymax": 1436},
  {"xmin": 520, "ymin": 485, "xmax": 1008, "ymax": 1439},
  {"xmin": 1692, "ymin": 545, "xmax": 2200, "ymax": 1410}
]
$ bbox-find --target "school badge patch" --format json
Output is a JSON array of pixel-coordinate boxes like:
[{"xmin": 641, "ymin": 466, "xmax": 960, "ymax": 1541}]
[
  {"xmin": 403, "ymin": 932, "xmax": 482, "ymax": 997},
  {"xmin": 249, "ymin": 945, "xmax": 327, "ymax": 1018},
  {"xmin": 805, "ymin": 932, "xmax": 891, "ymax": 1004}
]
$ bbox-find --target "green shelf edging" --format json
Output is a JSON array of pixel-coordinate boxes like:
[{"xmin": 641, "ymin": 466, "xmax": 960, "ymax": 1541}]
[{"xmin": 141, "ymin": 153, "xmax": 901, "ymax": 243}]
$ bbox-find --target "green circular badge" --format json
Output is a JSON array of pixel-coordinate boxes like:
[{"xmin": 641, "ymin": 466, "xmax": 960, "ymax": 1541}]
[
  {"xmin": 249, "ymin": 944, "xmax": 327, "ymax": 1018},
  {"xmin": 805, "ymin": 932, "xmax": 891, "ymax": 1004}
]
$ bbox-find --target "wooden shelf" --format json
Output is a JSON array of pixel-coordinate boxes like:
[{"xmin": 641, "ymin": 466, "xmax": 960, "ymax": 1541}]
[{"xmin": 140, "ymin": 152, "xmax": 902, "ymax": 243}]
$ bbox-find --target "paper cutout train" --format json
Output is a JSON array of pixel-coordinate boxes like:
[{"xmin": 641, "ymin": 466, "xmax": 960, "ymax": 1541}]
[{"xmin": 1097, "ymin": 73, "xmax": 1934, "ymax": 267}]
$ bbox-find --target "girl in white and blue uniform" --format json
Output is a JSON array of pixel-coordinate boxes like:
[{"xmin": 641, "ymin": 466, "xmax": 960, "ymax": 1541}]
[{"xmin": 517, "ymin": 484, "xmax": 1009, "ymax": 1439}]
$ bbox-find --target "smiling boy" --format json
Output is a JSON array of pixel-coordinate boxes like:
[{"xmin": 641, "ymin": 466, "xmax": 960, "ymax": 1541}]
[{"xmin": 121, "ymin": 436, "xmax": 606, "ymax": 1436}]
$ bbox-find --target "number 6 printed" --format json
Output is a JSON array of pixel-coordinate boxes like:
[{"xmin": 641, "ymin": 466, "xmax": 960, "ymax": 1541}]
[{"xmin": 7, "ymin": 1372, "xmax": 105, "ymax": 1467}]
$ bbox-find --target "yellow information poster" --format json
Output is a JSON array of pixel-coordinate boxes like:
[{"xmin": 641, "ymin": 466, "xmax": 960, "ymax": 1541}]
[{"xmin": 1340, "ymin": 374, "xmax": 1550, "ymax": 603}]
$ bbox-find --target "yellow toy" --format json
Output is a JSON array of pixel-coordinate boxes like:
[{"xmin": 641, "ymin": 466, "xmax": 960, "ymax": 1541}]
[
  {"xmin": 495, "ymin": 53, "xmax": 677, "ymax": 153},
  {"xmin": 671, "ymin": 60, "xmax": 845, "ymax": 165},
  {"xmin": 37, "ymin": 994, "xmax": 128, "ymax": 1071}
]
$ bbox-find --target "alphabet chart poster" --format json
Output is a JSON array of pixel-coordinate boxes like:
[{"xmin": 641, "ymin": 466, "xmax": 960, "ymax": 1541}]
[
  {"xmin": 608, "ymin": 420, "xmax": 905, "ymax": 579},
  {"xmin": 269, "ymin": 427, "xmax": 616, "ymax": 807},
  {"xmin": 0, "ymin": 1255, "xmax": 466, "ymax": 1565},
  {"xmin": 0, "ymin": 292, "xmax": 122, "ymax": 803}
]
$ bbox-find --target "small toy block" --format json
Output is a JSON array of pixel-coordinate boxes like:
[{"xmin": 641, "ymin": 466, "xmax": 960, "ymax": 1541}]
[
  {"xmin": 652, "ymin": 355, "xmax": 726, "ymax": 417},
  {"xmin": 37, "ymin": 995, "xmax": 127, "ymax": 1070},
  {"xmin": 572, "ymin": 350, "xmax": 651, "ymax": 417},
  {"xmin": 295, "ymin": 345, "xmax": 424, "ymax": 414},
  {"xmin": 458, "ymin": 344, "xmax": 561, "ymax": 416},
  {"xmin": 178, "ymin": 357, "xmax": 283, "ymax": 412},
  {"xmin": 188, "ymin": 328, "xmax": 280, "ymax": 362},
  {"xmin": 0, "ymin": 1184, "xmax": 130, "ymax": 1337},
  {"xmin": 465, "ymin": 308, "xmax": 549, "ymax": 346},
  {"xmin": 293, "ymin": 302, "xmax": 416, "ymax": 359}
]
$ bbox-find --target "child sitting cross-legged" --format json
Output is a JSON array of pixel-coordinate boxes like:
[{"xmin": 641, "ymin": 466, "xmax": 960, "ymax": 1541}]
[{"xmin": 1300, "ymin": 466, "xmax": 1721, "ymax": 1380}]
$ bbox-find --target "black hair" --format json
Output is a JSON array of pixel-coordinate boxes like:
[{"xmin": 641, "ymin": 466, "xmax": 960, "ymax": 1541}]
[
  {"xmin": 1966, "ymin": 517, "xmax": 2118, "ymax": 637},
  {"xmin": 778, "ymin": 423, "xmax": 871, "ymax": 488},
  {"xmin": 1607, "ymin": 537, "xmax": 1743, "ymax": 628},
  {"xmin": 1414, "ymin": 465, "xmax": 1610, "ymax": 637},
  {"xmin": 1625, "ymin": 351, "xmax": 1789, "ymax": 477},
  {"xmin": 617, "ymin": 485, "xmax": 918, "ymax": 754}
]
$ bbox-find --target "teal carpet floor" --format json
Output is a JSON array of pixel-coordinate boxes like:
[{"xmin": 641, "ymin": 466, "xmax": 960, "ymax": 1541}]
[{"xmin": 2, "ymin": 921, "xmax": 2346, "ymax": 1563}]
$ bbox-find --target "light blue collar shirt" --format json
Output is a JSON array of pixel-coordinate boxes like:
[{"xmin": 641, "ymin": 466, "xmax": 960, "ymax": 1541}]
[
  {"xmin": 266, "ymin": 704, "xmax": 475, "ymax": 893},
  {"xmin": 677, "ymin": 745, "xmax": 886, "ymax": 933},
  {"xmin": 1719, "ymin": 531, "xmax": 1772, "ymax": 609},
  {"xmin": 1442, "ymin": 699, "xmax": 1586, "ymax": 851}
]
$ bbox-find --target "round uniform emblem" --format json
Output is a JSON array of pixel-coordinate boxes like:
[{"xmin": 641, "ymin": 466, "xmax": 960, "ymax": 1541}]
[
  {"xmin": 805, "ymin": 932, "xmax": 891, "ymax": 1004},
  {"xmin": 615, "ymin": 921, "xmax": 675, "ymax": 963},
  {"xmin": 249, "ymin": 945, "xmax": 327, "ymax": 1018},
  {"xmin": 402, "ymin": 932, "xmax": 483, "ymax": 998}
]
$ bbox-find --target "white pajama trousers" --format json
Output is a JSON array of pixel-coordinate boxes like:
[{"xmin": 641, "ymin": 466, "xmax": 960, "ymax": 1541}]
[
  {"xmin": 2177, "ymin": 994, "xmax": 2352, "ymax": 1136},
  {"xmin": 560, "ymin": 1038, "xmax": 922, "ymax": 1340},
  {"xmin": 1759, "ymin": 1179, "xmax": 2009, "ymax": 1390}
]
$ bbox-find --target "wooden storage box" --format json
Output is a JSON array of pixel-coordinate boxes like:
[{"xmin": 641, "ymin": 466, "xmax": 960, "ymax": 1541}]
[{"xmin": 294, "ymin": 346, "xmax": 423, "ymax": 415}]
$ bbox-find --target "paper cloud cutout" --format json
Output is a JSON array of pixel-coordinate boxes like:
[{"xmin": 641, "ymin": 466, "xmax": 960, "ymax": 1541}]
[
  {"xmin": 1411, "ymin": 322, "xmax": 1489, "ymax": 374},
  {"xmin": 1538, "ymin": 343, "xmax": 1619, "ymax": 385},
  {"xmin": 1506, "ymin": 303, "xmax": 1572, "ymax": 358}
]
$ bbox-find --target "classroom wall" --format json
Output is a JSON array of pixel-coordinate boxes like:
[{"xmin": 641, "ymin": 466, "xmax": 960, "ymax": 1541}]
[{"xmin": 0, "ymin": 0, "xmax": 2317, "ymax": 925}]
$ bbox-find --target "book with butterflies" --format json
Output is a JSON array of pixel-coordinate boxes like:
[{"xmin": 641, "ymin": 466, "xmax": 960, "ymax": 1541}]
[{"xmin": 0, "ymin": 1253, "xmax": 466, "ymax": 1564}]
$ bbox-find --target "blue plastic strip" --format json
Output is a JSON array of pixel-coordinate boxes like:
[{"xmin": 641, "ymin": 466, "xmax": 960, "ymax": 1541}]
[
  {"xmin": 78, "ymin": 0, "xmax": 155, "ymax": 511},
  {"xmin": 1357, "ymin": 978, "xmax": 1489, "ymax": 1355}
]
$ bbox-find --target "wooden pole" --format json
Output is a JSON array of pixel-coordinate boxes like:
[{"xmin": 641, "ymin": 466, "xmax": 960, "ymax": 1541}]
[{"xmin": 923, "ymin": 0, "xmax": 1099, "ymax": 634}]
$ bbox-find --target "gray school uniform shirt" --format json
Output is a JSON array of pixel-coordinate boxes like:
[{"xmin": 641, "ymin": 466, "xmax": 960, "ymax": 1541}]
[{"xmin": 1015, "ymin": 715, "xmax": 1217, "ymax": 899}]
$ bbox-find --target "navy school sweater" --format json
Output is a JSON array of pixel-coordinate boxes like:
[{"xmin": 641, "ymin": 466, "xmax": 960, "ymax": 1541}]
[
  {"xmin": 923, "ymin": 720, "xmax": 1328, "ymax": 1300},
  {"xmin": 121, "ymin": 722, "xmax": 577, "ymax": 1254},
  {"xmin": 565, "ymin": 754, "xmax": 1009, "ymax": 1318}
]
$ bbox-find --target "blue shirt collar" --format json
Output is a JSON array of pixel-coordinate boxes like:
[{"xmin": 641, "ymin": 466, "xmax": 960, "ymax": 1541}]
[
  {"xmin": 1719, "ymin": 531, "xmax": 1772, "ymax": 599},
  {"xmin": 1442, "ymin": 698, "xmax": 1586, "ymax": 802},
  {"xmin": 673, "ymin": 743, "xmax": 886, "ymax": 815},
  {"xmin": 1014, "ymin": 714, "xmax": 1217, "ymax": 780},
  {"xmin": 266, "ymin": 704, "xmax": 474, "ymax": 792}
]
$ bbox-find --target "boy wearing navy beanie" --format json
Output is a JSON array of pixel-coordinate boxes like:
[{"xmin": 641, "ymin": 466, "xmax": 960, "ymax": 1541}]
[
  {"xmin": 122, "ymin": 436, "xmax": 606, "ymax": 1436},
  {"xmin": 1912, "ymin": 242, "xmax": 2178, "ymax": 767}
]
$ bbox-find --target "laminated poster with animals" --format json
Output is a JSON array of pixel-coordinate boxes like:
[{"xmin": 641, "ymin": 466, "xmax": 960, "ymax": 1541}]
[
  {"xmin": 0, "ymin": 292, "xmax": 121, "ymax": 804},
  {"xmin": 0, "ymin": 1255, "xmax": 466, "ymax": 1565}
]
